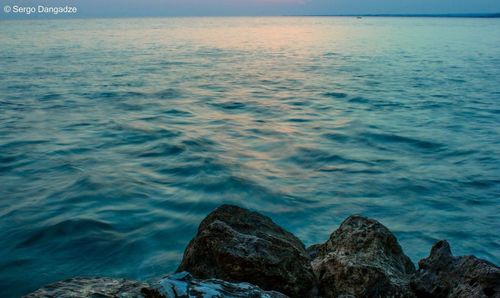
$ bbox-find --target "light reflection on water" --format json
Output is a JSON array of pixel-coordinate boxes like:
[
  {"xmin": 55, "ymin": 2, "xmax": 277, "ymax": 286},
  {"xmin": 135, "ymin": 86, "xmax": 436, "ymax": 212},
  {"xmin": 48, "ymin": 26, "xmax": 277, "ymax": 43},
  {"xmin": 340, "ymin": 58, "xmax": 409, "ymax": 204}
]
[{"xmin": 0, "ymin": 17, "xmax": 499, "ymax": 297}]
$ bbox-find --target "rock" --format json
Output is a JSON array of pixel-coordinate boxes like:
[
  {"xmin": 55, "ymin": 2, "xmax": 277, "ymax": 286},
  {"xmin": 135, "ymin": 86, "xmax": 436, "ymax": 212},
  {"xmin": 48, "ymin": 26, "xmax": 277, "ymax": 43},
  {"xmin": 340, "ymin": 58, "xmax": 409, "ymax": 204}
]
[
  {"xmin": 306, "ymin": 244, "xmax": 323, "ymax": 260},
  {"xmin": 411, "ymin": 240, "xmax": 500, "ymax": 298},
  {"xmin": 24, "ymin": 273, "xmax": 289, "ymax": 298},
  {"xmin": 311, "ymin": 215, "xmax": 416, "ymax": 298},
  {"xmin": 23, "ymin": 277, "xmax": 155, "ymax": 298},
  {"xmin": 158, "ymin": 271, "xmax": 288, "ymax": 298},
  {"xmin": 177, "ymin": 204, "xmax": 316, "ymax": 297}
]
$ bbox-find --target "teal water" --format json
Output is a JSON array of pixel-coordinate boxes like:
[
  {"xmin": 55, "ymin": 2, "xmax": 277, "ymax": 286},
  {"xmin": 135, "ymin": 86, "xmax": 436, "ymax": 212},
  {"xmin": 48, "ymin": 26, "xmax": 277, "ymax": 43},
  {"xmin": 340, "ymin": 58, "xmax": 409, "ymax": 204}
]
[{"xmin": 0, "ymin": 17, "xmax": 499, "ymax": 297}]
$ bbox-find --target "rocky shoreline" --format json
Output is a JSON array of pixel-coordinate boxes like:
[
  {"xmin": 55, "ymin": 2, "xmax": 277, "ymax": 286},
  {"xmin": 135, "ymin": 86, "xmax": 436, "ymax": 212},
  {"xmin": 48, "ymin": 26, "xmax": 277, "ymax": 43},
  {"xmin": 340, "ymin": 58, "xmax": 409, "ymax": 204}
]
[{"xmin": 26, "ymin": 205, "xmax": 499, "ymax": 298}]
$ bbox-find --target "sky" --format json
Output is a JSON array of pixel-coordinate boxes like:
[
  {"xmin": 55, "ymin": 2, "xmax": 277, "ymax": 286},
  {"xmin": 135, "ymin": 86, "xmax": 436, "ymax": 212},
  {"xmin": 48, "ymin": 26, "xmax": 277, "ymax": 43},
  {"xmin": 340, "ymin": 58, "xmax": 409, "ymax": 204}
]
[{"xmin": 2, "ymin": 0, "xmax": 500, "ymax": 18}]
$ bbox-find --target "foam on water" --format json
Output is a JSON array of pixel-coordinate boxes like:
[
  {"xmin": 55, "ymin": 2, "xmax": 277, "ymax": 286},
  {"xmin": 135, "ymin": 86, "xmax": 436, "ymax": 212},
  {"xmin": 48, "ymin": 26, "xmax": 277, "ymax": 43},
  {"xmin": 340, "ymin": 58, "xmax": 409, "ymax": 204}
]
[{"xmin": 0, "ymin": 17, "xmax": 499, "ymax": 297}]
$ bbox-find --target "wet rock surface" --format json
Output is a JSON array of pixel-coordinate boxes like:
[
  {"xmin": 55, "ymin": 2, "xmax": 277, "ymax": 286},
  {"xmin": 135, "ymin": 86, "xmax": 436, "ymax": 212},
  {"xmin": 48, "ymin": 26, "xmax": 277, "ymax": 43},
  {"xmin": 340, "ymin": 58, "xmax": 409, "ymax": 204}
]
[
  {"xmin": 24, "ymin": 274, "xmax": 289, "ymax": 298},
  {"xmin": 177, "ymin": 204, "xmax": 316, "ymax": 297},
  {"xmin": 23, "ymin": 277, "xmax": 151, "ymax": 298},
  {"xmin": 158, "ymin": 271, "xmax": 288, "ymax": 298},
  {"xmin": 411, "ymin": 240, "xmax": 500, "ymax": 298},
  {"xmin": 310, "ymin": 215, "xmax": 416, "ymax": 298}
]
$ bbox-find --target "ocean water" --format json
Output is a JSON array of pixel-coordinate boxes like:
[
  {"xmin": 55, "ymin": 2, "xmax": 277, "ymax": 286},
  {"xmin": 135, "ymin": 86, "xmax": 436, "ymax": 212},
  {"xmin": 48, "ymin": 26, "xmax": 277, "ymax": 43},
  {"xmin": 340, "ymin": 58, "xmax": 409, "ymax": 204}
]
[{"xmin": 0, "ymin": 17, "xmax": 499, "ymax": 297}]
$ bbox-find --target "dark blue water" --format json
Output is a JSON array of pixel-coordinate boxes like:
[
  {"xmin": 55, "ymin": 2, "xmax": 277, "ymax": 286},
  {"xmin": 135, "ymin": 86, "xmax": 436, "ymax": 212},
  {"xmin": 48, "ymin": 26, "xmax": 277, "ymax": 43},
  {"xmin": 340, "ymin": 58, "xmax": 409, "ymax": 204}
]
[{"xmin": 0, "ymin": 17, "xmax": 499, "ymax": 297}]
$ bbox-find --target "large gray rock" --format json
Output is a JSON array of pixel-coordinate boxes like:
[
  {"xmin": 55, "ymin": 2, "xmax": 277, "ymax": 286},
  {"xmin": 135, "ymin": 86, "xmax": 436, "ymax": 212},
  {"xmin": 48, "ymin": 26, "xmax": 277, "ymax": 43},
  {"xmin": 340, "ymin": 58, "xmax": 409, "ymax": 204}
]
[
  {"xmin": 23, "ymin": 277, "xmax": 154, "ymax": 298},
  {"xmin": 411, "ymin": 240, "xmax": 500, "ymax": 298},
  {"xmin": 177, "ymin": 205, "xmax": 316, "ymax": 297},
  {"xmin": 310, "ymin": 215, "xmax": 416, "ymax": 298},
  {"xmin": 24, "ymin": 273, "xmax": 288, "ymax": 298},
  {"xmin": 158, "ymin": 271, "xmax": 288, "ymax": 298}
]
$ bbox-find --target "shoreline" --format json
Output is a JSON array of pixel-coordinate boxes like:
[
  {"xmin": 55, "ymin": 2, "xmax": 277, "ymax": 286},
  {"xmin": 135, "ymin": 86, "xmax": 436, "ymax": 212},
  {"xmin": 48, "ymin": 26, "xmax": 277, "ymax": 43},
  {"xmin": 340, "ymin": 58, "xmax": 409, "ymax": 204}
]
[{"xmin": 26, "ymin": 204, "xmax": 499, "ymax": 298}]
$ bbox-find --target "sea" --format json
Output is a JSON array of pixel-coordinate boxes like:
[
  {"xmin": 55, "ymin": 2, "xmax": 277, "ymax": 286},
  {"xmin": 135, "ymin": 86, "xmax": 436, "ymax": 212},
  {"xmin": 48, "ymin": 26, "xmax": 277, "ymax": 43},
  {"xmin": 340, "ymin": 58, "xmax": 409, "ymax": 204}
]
[{"xmin": 0, "ymin": 17, "xmax": 499, "ymax": 297}]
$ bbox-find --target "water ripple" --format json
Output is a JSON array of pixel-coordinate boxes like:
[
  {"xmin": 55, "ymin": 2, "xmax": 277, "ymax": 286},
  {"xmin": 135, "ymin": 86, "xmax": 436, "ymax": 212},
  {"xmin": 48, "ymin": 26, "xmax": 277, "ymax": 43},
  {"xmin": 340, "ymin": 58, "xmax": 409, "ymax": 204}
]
[{"xmin": 1, "ymin": 17, "xmax": 499, "ymax": 298}]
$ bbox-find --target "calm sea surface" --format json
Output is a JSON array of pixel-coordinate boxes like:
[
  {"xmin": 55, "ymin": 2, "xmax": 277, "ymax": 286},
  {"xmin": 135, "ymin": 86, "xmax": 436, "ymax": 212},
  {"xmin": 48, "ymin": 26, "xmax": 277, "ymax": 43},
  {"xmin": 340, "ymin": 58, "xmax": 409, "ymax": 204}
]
[{"xmin": 1, "ymin": 17, "xmax": 499, "ymax": 297}]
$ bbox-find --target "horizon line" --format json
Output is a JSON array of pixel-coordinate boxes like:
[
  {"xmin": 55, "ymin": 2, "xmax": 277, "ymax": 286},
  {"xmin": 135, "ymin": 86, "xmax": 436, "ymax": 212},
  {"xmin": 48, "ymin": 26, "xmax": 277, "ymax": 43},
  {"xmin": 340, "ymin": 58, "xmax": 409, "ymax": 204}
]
[
  {"xmin": 288, "ymin": 12, "xmax": 500, "ymax": 18},
  {"xmin": 2, "ymin": 12, "xmax": 499, "ymax": 21}
]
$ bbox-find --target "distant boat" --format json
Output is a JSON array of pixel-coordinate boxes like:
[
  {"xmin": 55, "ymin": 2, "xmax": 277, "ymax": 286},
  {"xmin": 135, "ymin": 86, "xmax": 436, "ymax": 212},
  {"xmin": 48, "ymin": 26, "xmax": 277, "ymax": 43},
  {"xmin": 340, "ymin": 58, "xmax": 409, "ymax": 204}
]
[{"xmin": 357, "ymin": 17, "xmax": 363, "ymax": 19}]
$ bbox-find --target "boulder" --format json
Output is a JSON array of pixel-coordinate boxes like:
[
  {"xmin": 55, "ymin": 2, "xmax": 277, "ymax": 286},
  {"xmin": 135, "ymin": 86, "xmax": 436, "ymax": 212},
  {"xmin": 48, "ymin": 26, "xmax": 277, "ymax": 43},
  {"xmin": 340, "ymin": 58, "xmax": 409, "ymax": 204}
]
[
  {"xmin": 158, "ymin": 271, "xmax": 288, "ymax": 297},
  {"xmin": 177, "ymin": 204, "xmax": 316, "ymax": 297},
  {"xmin": 24, "ymin": 273, "xmax": 289, "ymax": 298},
  {"xmin": 310, "ymin": 215, "xmax": 416, "ymax": 298},
  {"xmin": 411, "ymin": 240, "xmax": 500, "ymax": 298},
  {"xmin": 23, "ymin": 277, "xmax": 154, "ymax": 298}
]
